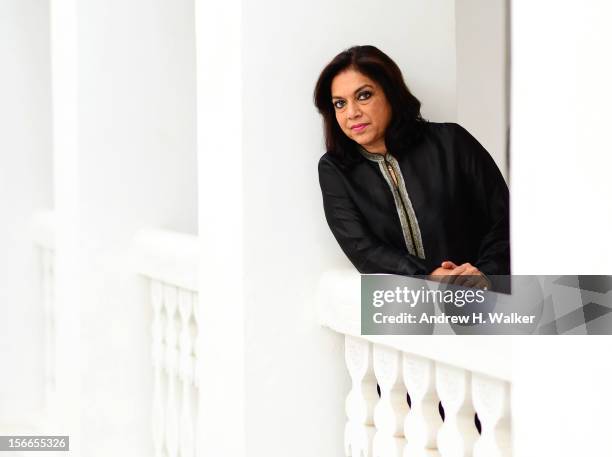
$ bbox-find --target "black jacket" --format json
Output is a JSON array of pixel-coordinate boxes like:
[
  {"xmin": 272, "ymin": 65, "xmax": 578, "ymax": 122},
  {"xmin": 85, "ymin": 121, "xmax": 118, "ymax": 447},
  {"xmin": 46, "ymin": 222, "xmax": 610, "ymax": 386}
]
[{"xmin": 318, "ymin": 121, "xmax": 510, "ymax": 276}]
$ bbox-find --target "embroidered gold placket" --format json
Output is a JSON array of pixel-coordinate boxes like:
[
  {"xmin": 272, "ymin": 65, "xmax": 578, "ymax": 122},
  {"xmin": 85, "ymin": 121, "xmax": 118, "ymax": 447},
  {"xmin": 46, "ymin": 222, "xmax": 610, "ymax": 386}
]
[
  {"xmin": 381, "ymin": 154, "xmax": 420, "ymax": 257},
  {"xmin": 385, "ymin": 160, "xmax": 398, "ymax": 186},
  {"xmin": 357, "ymin": 147, "xmax": 426, "ymax": 259}
]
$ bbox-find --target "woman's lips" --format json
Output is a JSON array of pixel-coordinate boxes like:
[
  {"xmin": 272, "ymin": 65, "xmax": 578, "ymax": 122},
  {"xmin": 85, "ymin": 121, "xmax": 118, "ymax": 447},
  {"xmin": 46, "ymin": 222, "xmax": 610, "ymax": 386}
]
[{"xmin": 351, "ymin": 123, "xmax": 368, "ymax": 132}]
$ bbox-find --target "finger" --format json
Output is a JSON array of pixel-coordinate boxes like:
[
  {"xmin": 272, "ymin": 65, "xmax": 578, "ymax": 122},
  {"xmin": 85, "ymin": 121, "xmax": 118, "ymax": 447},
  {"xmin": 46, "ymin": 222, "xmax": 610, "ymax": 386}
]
[
  {"xmin": 441, "ymin": 261, "xmax": 458, "ymax": 269},
  {"xmin": 428, "ymin": 270, "xmax": 445, "ymax": 281},
  {"xmin": 448, "ymin": 264, "xmax": 469, "ymax": 284},
  {"xmin": 450, "ymin": 264, "xmax": 469, "ymax": 275},
  {"xmin": 452, "ymin": 264, "xmax": 479, "ymax": 285}
]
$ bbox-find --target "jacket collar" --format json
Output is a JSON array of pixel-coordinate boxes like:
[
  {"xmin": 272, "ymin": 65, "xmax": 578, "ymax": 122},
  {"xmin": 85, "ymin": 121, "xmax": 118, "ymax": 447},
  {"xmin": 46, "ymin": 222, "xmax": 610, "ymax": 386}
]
[{"xmin": 357, "ymin": 145, "xmax": 388, "ymax": 162}]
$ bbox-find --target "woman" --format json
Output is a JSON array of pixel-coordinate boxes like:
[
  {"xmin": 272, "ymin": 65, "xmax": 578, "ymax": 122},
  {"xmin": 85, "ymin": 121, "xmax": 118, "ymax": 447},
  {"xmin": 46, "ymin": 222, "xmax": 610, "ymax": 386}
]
[{"xmin": 314, "ymin": 45, "xmax": 510, "ymax": 289}]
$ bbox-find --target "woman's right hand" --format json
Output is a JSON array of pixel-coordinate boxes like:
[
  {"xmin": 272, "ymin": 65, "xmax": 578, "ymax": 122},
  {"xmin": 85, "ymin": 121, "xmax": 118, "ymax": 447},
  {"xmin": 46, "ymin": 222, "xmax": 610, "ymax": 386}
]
[
  {"xmin": 430, "ymin": 266, "xmax": 451, "ymax": 277},
  {"xmin": 429, "ymin": 261, "xmax": 490, "ymax": 289}
]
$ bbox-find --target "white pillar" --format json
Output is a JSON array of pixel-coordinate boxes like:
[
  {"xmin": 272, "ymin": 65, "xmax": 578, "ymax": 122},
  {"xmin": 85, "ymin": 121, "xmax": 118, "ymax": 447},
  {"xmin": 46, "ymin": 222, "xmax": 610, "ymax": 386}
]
[
  {"xmin": 0, "ymin": 0, "xmax": 53, "ymax": 428},
  {"xmin": 50, "ymin": 0, "xmax": 81, "ymax": 449},
  {"xmin": 195, "ymin": 0, "xmax": 246, "ymax": 455},
  {"xmin": 51, "ymin": 0, "xmax": 197, "ymax": 455}
]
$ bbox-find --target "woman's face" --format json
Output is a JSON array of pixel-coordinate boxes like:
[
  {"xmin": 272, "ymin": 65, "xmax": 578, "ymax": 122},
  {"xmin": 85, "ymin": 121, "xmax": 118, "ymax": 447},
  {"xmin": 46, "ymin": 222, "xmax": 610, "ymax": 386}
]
[{"xmin": 330, "ymin": 68, "xmax": 392, "ymax": 153}]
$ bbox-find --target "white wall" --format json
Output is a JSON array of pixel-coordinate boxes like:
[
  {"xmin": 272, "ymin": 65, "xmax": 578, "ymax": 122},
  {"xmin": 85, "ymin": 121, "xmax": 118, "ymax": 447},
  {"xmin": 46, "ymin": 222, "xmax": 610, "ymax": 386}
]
[
  {"xmin": 51, "ymin": 0, "xmax": 197, "ymax": 454},
  {"xmin": 511, "ymin": 1, "xmax": 612, "ymax": 275},
  {"xmin": 241, "ymin": 1, "xmax": 457, "ymax": 456},
  {"xmin": 456, "ymin": 0, "xmax": 509, "ymax": 179},
  {"xmin": 0, "ymin": 0, "xmax": 52, "ymax": 423},
  {"xmin": 195, "ymin": 0, "xmax": 509, "ymax": 455},
  {"xmin": 511, "ymin": 2, "xmax": 612, "ymax": 455}
]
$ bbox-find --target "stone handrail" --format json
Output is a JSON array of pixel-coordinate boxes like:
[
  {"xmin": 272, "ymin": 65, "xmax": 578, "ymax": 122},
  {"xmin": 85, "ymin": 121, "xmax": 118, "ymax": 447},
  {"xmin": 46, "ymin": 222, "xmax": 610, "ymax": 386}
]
[{"xmin": 317, "ymin": 269, "xmax": 512, "ymax": 456}]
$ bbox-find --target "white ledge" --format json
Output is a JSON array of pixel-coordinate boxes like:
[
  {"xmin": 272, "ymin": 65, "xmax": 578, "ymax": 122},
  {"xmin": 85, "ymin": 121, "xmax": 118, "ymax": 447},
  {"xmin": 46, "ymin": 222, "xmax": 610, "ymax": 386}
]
[
  {"xmin": 317, "ymin": 269, "xmax": 511, "ymax": 382},
  {"xmin": 130, "ymin": 228, "xmax": 199, "ymax": 291},
  {"xmin": 30, "ymin": 209, "xmax": 56, "ymax": 250}
]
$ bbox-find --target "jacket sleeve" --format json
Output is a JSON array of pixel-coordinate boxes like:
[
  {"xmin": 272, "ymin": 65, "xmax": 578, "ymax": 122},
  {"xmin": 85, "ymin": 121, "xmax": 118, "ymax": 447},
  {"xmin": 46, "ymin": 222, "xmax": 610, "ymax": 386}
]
[
  {"xmin": 318, "ymin": 156, "xmax": 434, "ymax": 275},
  {"xmin": 452, "ymin": 124, "xmax": 511, "ymax": 275}
]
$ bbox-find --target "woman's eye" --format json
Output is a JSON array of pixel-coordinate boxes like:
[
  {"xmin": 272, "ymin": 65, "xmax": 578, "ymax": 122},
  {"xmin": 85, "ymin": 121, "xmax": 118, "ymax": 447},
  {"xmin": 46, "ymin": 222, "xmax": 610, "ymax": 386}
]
[
  {"xmin": 333, "ymin": 100, "xmax": 346, "ymax": 109},
  {"xmin": 357, "ymin": 91, "xmax": 372, "ymax": 101}
]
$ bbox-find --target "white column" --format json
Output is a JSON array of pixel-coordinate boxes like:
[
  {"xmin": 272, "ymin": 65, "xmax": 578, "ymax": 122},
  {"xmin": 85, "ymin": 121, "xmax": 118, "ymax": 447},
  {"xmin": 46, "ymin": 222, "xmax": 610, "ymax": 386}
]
[
  {"xmin": 49, "ymin": 0, "xmax": 81, "ymax": 447},
  {"xmin": 0, "ymin": 0, "xmax": 52, "ymax": 424},
  {"xmin": 51, "ymin": 0, "xmax": 197, "ymax": 454},
  {"xmin": 195, "ymin": 0, "xmax": 245, "ymax": 455}
]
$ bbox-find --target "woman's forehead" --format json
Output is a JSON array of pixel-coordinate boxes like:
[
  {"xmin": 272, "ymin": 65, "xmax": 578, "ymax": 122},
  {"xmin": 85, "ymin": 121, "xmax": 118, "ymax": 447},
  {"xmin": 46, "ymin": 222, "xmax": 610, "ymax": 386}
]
[{"xmin": 331, "ymin": 69, "xmax": 377, "ymax": 97}]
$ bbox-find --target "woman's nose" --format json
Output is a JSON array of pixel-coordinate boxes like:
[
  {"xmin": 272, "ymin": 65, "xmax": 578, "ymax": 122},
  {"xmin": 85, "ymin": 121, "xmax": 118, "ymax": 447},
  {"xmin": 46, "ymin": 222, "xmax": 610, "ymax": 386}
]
[{"xmin": 347, "ymin": 101, "xmax": 361, "ymax": 119}]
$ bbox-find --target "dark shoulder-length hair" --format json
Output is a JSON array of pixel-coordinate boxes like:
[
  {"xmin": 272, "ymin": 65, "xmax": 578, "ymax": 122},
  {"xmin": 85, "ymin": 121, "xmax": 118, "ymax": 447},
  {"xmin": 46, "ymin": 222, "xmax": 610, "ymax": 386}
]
[{"xmin": 313, "ymin": 45, "xmax": 424, "ymax": 160}]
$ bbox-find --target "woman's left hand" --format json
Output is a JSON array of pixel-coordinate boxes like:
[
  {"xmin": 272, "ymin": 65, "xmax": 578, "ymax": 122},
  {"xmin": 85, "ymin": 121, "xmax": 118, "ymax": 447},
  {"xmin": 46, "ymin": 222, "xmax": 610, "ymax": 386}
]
[{"xmin": 440, "ymin": 261, "xmax": 490, "ymax": 289}]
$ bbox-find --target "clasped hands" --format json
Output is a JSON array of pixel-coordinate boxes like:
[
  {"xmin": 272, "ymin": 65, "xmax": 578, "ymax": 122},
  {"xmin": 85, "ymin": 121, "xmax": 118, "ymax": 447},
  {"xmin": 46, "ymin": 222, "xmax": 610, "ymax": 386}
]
[{"xmin": 429, "ymin": 261, "xmax": 491, "ymax": 290}]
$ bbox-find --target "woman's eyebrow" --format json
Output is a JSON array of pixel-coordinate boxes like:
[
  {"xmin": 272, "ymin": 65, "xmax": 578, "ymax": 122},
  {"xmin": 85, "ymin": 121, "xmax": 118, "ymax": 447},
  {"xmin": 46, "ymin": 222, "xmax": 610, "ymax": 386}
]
[
  {"xmin": 353, "ymin": 84, "xmax": 373, "ymax": 94},
  {"xmin": 332, "ymin": 84, "xmax": 374, "ymax": 100}
]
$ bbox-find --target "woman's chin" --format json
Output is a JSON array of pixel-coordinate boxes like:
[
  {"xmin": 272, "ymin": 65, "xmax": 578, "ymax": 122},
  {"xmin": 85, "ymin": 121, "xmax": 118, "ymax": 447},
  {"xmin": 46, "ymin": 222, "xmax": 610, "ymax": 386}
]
[{"xmin": 353, "ymin": 137, "xmax": 372, "ymax": 148}]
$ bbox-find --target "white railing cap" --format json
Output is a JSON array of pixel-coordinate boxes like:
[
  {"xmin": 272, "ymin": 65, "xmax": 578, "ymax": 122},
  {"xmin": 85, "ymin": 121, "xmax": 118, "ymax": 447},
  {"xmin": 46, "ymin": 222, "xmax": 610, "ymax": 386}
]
[
  {"xmin": 317, "ymin": 269, "xmax": 512, "ymax": 382},
  {"xmin": 130, "ymin": 228, "xmax": 199, "ymax": 291}
]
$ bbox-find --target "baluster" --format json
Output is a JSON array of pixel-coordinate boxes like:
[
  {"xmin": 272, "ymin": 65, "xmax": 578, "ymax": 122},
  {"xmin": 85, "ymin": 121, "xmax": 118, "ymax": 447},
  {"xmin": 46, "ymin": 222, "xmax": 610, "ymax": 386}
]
[
  {"xmin": 178, "ymin": 289, "xmax": 195, "ymax": 457},
  {"xmin": 41, "ymin": 248, "xmax": 56, "ymax": 408},
  {"xmin": 373, "ymin": 344, "xmax": 408, "ymax": 457},
  {"xmin": 472, "ymin": 374, "xmax": 511, "ymax": 457},
  {"xmin": 345, "ymin": 336, "xmax": 377, "ymax": 457},
  {"xmin": 48, "ymin": 251, "xmax": 56, "ymax": 394},
  {"xmin": 191, "ymin": 292, "xmax": 199, "ymax": 457},
  {"xmin": 164, "ymin": 285, "xmax": 180, "ymax": 457},
  {"xmin": 192, "ymin": 293, "xmax": 199, "ymax": 389},
  {"xmin": 151, "ymin": 280, "xmax": 166, "ymax": 457},
  {"xmin": 436, "ymin": 364, "xmax": 478, "ymax": 457},
  {"xmin": 403, "ymin": 354, "xmax": 441, "ymax": 457}
]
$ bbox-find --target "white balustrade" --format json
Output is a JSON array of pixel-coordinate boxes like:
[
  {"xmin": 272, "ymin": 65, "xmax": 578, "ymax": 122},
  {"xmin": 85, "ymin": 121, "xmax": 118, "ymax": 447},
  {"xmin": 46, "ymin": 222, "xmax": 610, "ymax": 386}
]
[
  {"xmin": 132, "ymin": 228, "xmax": 199, "ymax": 457},
  {"xmin": 318, "ymin": 269, "xmax": 513, "ymax": 457},
  {"xmin": 341, "ymin": 337, "xmax": 511, "ymax": 457}
]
